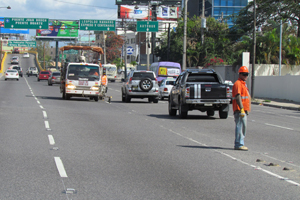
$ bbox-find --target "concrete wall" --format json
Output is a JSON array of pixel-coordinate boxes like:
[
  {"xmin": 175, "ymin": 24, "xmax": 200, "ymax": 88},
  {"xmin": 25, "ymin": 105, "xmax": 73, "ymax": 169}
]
[{"xmin": 207, "ymin": 64, "xmax": 300, "ymax": 103}]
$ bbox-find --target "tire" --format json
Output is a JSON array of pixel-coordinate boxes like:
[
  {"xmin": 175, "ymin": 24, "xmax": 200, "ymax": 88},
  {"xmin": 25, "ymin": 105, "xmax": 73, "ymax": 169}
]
[
  {"xmin": 148, "ymin": 97, "xmax": 153, "ymax": 103},
  {"xmin": 125, "ymin": 93, "xmax": 131, "ymax": 103},
  {"xmin": 66, "ymin": 94, "xmax": 71, "ymax": 100},
  {"xmin": 219, "ymin": 110, "xmax": 228, "ymax": 119},
  {"xmin": 94, "ymin": 96, "xmax": 99, "ymax": 102},
  {"xmin": 207, "ymin": 110, "xmax": 214, "ymax": 117},
  {"xmin": 168, "ymin": 98, "xmax": 177, "ymax": 116},
  {"xmin": 179, "ymin": 100, "xmax": 188, "ymax": 119},
  {"xmin": 62, "ymin": 91, "xmax": 65, "ymax": 99},
  {"xmin": 139, "ymin": 78, "xmax": 153, "ymax": 92},
  {"xmin": 5, "ymin": 79, "xmax": 7, "ymax": 81},
  {"xmin": 38, "ymin": 78, "xmax": 40, "ymax": 82},
  {"xmin": 153, "ymin": 98, "xmax": 158, "ymax": 103},
  {"xmin": 17, "ymin": 79, "xmax": 19, "ymax": 81},
  {"xmin": 121, "ymin": 91, "xmax": 125, "ymax": 102}
]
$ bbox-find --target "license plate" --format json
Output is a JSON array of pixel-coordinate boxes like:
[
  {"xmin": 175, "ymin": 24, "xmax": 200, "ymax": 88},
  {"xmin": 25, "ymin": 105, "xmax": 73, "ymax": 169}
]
[
  {"xmin": 132, "ymin": 86, "xmax": 138, "ymax": 90},
  {"xmin": 44, "ymin": 76, "xmax": 47, "ymax": 77},
  {"xmin": 79, "ymin": 81, "xmax": 88, "ymax": 85},
  {"xmin": 204, "ymin": 104, "xmax": 213, "ymax": 106}
]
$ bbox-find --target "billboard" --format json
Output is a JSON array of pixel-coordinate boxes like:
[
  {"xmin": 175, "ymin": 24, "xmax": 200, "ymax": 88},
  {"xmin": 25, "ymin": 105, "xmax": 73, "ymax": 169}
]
[
  {"xmin": 36, "ymin": 20, "xmax": 79, "ymax": 38},
  {"xmin": 118, "ymin": 5, "xmax": 180, "ymax": 20},
  {"xmin": 0, "ymin": 17, "xmax": 29, "ymax": 34}
]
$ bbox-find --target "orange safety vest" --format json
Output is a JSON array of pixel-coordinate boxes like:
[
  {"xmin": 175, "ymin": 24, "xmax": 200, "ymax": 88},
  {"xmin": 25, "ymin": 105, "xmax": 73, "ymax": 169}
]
[
  {"xmin": 232, "ymin": 78, "xmax": 251, "ymax": 112},
  {"xmin": 101, "ymin": 75, "xmax": 107, "ymax": 86}
]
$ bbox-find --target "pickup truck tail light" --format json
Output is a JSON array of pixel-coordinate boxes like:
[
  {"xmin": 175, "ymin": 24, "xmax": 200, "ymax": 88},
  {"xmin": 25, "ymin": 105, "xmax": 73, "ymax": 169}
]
[
  {"xmin": 185, "ymin": 87, "xmax": 190, "ymax": 98},
  {"xmin": 226, "ymin": 86, "xmax": 230, "ymax": 97},
  {"xmin": 129, "ymin": 77, "xmax": 132, "ymax": 84},
  {"xmin": 155, "ymin": 78, "xmax": 158, "ymax": 85}
]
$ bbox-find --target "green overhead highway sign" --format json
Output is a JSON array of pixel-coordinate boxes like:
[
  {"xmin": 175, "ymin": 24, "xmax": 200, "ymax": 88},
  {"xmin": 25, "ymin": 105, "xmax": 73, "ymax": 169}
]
[
  {"xmin": 80, "ymin": 20, "xmax": 116, "ymax": 31},
  {"xmin": 4, "ymin": 18, "xmax": 49, "ymax": 29},
  {"xmin": 7, "ymin": 41, "xmax": 37, "ymax": 47},
  {"xmin": 137, "ymin": 21, "xmax": 159, "ymax": 32}
]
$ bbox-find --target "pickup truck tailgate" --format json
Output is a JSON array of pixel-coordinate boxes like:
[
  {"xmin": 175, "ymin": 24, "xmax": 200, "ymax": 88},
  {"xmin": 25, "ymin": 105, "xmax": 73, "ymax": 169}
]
[{"xmin": 188, "ymin": 83, "xmax": 227, "ymax": 99}]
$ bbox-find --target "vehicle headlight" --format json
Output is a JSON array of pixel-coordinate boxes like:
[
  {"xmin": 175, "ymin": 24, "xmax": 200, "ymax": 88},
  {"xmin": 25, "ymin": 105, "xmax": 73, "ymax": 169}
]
[
  {"xmin": 66, "ymin": 84, "xmax": 76, "ymax": 90},
  {"xmin": 91, "ymin": 86, "xmax": 99, "ymax": 91}
]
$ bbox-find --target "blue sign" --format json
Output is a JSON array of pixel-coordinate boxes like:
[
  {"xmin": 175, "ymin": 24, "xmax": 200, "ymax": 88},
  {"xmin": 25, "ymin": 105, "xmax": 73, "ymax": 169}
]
[
  {"xmin": 127, "ymin": 46, "xmax": 134, "ymax": 55},
  {"xmin": 0, "ymin": 17, "xmax": 29, "ymax": 34}
]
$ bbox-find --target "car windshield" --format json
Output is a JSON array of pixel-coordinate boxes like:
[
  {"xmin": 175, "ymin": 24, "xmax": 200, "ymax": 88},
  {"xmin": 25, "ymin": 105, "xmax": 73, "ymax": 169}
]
[
  {"xmin": 52, "ymin": 72, "xmax": 60, "ymax": 76},
  {"xmin": 41, "ymin": 72, "xmax": 50, "ymax": 74},
  {"xmin": 166, "ymin": 81, "xmax": 175, "ymax": 85},
  {"xmin": 187, "ymin": 74, "xmax": 219, "ymax": 82},
  {"xmin": 30, "ymin": 67, "xmax": 36, "ymax": 70},
  {"xmin": 67, "ymin": 65, "xmax": 100, "ymax": 81},
  {"xmin": 132, "ymin": 72, "xmax": 155, "ymax": 80},
  {"xmin": 13, "ymin": 67, "xmax": 20, "ymax": 70}
]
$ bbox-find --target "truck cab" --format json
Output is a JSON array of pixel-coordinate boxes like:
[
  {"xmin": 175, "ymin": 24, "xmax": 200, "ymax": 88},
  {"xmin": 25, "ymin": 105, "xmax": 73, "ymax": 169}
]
[{"xmin": 60, "ymin": 62, "xmax": 102, "ymax": 101}]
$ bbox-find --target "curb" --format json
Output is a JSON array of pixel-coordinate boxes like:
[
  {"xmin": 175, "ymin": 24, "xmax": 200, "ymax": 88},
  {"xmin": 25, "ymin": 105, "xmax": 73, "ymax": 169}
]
[{"xmin": 251, "ymin": 101, "xmax": 300, "ymax": 111}]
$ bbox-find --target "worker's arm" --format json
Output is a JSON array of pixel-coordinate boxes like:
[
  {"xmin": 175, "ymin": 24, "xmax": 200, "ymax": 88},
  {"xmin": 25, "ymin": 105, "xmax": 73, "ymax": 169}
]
[{"xmin": 235, "ymin": 94, "xmax": 243, "ymax": 110}]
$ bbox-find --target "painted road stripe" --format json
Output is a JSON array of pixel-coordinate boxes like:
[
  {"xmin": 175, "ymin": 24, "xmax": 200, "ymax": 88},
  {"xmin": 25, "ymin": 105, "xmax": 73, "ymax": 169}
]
[
  {"xmin": 44, "ymin": 121, "xmax": 50, "ymax": 130},
  {"xmin": 54, "ymin": 157, "xmax": 68, "ymax": 178},
  {"xmin": 48, "ymin": 135, "xmax": 55, "ymax": 145},
  {"xmin": 40, "ymin": 105, "xmax": 44, "ymax": 109},
  {"xmin": 43, "ymin": 111, "xmax": 47, "ymax": 119},
  {"xmin": 265, "ymin": 123, "xmax": 294, "ymax": 130}
]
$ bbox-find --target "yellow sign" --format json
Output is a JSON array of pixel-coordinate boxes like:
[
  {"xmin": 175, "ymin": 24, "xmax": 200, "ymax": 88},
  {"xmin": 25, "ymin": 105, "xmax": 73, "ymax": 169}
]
[{"xmin": 158, "ymin": 67, "xmax": 167, "ymax": 75}]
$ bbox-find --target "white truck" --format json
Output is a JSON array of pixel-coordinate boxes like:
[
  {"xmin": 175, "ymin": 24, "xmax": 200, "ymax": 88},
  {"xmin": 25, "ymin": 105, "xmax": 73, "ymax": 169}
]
[{"xmin": 103, "ymin": 64, "xmax": 117, "ymax": 82}]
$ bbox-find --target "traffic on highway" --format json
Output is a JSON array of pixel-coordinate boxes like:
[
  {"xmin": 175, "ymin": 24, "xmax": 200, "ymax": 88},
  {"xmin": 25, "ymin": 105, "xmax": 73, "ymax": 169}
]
[{"xmin": 0, "ymin": 54, "xmax": 300, "ymax": 199}]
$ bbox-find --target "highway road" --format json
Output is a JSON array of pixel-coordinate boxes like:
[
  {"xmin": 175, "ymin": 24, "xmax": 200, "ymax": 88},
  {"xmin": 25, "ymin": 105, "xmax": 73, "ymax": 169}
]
[{"xmin": 0, "ymin": 54, "xmax": 299, "ymax": 199}]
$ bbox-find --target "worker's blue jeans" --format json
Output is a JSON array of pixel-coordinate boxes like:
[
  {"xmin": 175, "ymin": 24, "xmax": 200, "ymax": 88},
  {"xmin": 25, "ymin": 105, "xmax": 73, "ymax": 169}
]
[{"xmin": 234, "ymin": 112, "xmax": 247, "ymax": 148}]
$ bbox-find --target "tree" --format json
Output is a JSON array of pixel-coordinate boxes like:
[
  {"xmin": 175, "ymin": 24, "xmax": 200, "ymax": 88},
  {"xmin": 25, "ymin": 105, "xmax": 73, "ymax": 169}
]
[
  {"xmin": 105, "ymin": 31, "xmax": 124, "ymax": 63},
  {"xmin": 230, "ymin": 0, "xmax": 300, "ymax": 38}
]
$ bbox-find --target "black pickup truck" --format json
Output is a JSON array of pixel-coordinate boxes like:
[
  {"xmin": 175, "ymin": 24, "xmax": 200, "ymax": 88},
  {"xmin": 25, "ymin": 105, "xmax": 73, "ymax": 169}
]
[{"xmin": 168, "ymin": 69, "xmax": 230, "ymax": 119}]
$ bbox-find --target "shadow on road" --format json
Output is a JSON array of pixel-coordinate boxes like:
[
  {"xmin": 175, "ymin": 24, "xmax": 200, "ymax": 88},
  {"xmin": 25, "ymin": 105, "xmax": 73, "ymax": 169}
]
[
  {"xmin": 178, "ymin": 145, "xmax": 233, "ymax": 150},
  {"xmin": 147, "ymin": 114, "xmax": 217, "ymax": 120}
]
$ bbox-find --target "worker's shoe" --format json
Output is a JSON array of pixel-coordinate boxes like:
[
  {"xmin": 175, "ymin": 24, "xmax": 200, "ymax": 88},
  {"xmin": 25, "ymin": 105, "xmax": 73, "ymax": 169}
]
[{"xmin": 234, "ymin": 146, "xmax": 248, "ymax": 151}]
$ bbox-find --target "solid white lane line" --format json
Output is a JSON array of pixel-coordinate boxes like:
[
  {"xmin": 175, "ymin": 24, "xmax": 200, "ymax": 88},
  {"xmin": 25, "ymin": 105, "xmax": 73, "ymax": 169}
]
[
  {"xmin": 54, "ymin": 157, "xmax": 68, "ymax": 178},
  {"xmin": 48, "ymin": 135, "xmax": 55, "ymax": 145},
  {"xmin": 40, "ymin": 105, "xmax": 44, "ymax": 109},
  {"xmin": 44, "ymin": 121, "xmax": 50, "ymax": 130},
  {"xmin": 265, "ymin": 123, "xmax": 294, "ymax": 130},
  {"xmin": 43, "ymin": 111, "xmax": 47, "ymax": 119}
]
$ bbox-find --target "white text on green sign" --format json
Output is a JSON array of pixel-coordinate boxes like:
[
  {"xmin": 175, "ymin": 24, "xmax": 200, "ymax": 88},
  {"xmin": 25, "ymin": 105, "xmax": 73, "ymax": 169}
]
[
  {"xmin": 80, "ymin": 20, "xmax": 116, "ymax": 31},
  {"xmin": 137, "ymin": 21, "xmax": 159, "ymax": 32},
  {"xmin": 4, "ymin": 18, "xmax": 49, "ymax": 29},
  {"xmin": 8, "ymin": 41, "xmax": 37, "ymax": 47}
]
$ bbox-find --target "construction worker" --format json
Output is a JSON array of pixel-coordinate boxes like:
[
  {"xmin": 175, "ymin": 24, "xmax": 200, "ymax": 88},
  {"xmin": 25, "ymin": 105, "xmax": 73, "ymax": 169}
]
[
  {"xmin": 101, "ymin": 68, "xmax": 108, "ymax": 94},
  {"xmin": 232, "ymin": 66, "xmax": 251, "ymax": 151}
]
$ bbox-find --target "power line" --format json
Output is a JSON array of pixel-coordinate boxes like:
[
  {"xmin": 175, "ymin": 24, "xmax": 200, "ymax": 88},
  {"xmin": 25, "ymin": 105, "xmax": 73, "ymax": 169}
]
[{"xmin": 53, "ymin": 0, "xmax": 116, "ymax": 10}]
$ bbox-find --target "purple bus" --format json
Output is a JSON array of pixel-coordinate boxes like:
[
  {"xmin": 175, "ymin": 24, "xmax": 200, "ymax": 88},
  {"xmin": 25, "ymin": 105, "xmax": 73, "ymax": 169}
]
[{"xmin": 149, "ymin": 62, "xmax": 181, "ymax": 84}]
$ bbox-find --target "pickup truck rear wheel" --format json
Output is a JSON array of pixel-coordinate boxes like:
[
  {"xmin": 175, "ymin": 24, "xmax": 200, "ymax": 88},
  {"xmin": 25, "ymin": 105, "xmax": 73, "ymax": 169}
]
[
  {"xmin": 179, "ymin": 101, "xmax": 188, "ymax": 119},
  {"xmin": 125, "ymin": 93, "xmax": 131, "ymax": 102},
  {"xmin": 219, "ymin": 110, "xmax": 228, "ymax": 119},
  {"xmin": 121, "ymin": 91, "xmax": 125, "ymax": 102},
  {"xmin": 153, "ymin": 98, "xmax": 158, "ymax": 103},
  {"xmin": 168, "ymin": 99, "xmax": 177, "ymax": 116},
  {"xmin": 94, "ymin": 96, "xmax": 99, "ymax": 102}
]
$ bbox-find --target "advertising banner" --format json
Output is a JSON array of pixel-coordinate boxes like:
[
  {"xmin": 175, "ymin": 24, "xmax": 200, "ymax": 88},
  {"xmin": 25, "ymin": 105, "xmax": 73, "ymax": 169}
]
[
  {"xmin": 118, "ymin": 5, "xmax": 179, "ymax": 20},
  {"xmin": 0, "ymin": 17, "xmax": 29, "ymax": 34},
  {"xmin": 36, "ymin": 20, "xmax": 78, "ymax": 38}
]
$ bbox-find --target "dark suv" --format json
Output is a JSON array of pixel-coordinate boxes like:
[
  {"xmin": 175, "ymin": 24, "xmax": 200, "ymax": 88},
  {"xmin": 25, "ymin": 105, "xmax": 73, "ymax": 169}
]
[
  {"xmin": 121, "ymin": 71, "xmax": 159, "ymax": 103},
  {"xmin": 12, "ymin": 66, "xmax": 23, "ymax": 77}
]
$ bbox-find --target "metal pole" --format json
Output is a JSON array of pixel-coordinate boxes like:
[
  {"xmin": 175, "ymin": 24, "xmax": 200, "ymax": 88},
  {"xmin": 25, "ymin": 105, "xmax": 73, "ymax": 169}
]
[
  {"xmin": 125, "ymin": 11, "xmax": 127, "ymax": 79},
  {"xmin": 251, "ymin": 0, "xmax": 256, "ymax": 98},
  {"xmin": 167, "ymin": 23, "xmax": 170, "ymax": 60},
  {"xmin": 103, "ymin": 31, "xmax": 106, "ymax": 64},
  {"xmin": 55, "ymin": 41, "xmax": 58, "ymax": 70},
  {"xmin": 279, "ymin": 20, "xmax": 282, "ymax": 76},
  {"xmin": 147, "ymin": 1, "xmax": 150, "ymax": 71},
  {"xmin": 182, "ymin": 0, "xmax": 187, "ymax": 70}
]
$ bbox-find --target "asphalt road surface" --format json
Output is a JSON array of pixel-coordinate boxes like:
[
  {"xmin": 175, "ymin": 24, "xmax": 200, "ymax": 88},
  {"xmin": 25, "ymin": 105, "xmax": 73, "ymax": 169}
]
[{"xmin": 0, "ymin": 54, "xmax": 299, "ymax": 199}]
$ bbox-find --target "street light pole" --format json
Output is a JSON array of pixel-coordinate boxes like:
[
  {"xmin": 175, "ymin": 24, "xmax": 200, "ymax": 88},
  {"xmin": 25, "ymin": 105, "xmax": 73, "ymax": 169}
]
[
  {"xmin": 146, "ymin": 1, "xmax": 150, "ymax": 71},
  {"xmin": 182, "ymin": 0, "xmax": 187, "ymax": 71},
  {"xmin": 0, "ymin": 6, "xmax": 12, "ymax": 62}
]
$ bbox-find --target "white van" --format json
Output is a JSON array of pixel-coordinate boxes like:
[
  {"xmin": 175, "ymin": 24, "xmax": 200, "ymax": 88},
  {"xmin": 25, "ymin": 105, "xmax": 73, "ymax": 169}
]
[{"xmin": 103, "ymin": 64, "xmax": 117, "ymax": 82}]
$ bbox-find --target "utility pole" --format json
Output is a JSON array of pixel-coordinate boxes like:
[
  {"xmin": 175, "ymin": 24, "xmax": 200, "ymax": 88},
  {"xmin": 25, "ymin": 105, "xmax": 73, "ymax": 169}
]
[
  {"xmin": 251, "ymin": 0, "xmax": 256, "ymax": 98},
  {"xmin": 103, "ymin": 31, "xmax": 106, "ymax": 64},
  {"xmin": 125, "ymin": 11, "xmax": 128, "ymax": 79},
  {"xmin": 167, "ymin": 23, "xmax": 170, "ymax": 60},
  {"xmin": 279, "ymin": 20, "xmax": 282, "ymax": 76},
  {"xmin": 147, "ymin": 1, "xmax": 150, "ymax": 70},
  {"xmin": 182, "ymin": 0, "xmax": 187, "ymax": 70},
  {"xmin": 201, "ymin": 0, "xmax": 205, "ymax": 45}
]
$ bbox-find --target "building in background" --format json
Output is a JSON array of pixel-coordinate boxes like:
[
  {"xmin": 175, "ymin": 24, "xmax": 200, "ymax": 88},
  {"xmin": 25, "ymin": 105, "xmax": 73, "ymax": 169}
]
[{"xmin": 187, "ymin": 0, "xmax": 249, "ymax": 27}]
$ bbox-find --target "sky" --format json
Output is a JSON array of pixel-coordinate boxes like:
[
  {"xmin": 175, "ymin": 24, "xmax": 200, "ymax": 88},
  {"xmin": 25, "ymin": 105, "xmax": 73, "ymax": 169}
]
[{"xmin": 0, "ymin": 0, "xmax": 119, "ymax": 41}]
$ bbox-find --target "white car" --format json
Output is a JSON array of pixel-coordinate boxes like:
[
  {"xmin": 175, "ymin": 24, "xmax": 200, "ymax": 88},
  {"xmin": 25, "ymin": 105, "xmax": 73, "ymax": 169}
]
[
  {"xmin": 159, "ymin": 77, "xmax": 176, "ymax": 100},
  {"xmin": 5, "ymin": 69, "xmax": 19, "ymax": 81},
  {"xmin": 23, "ymin": 53, "xmax": 30, "ymax": 58}
]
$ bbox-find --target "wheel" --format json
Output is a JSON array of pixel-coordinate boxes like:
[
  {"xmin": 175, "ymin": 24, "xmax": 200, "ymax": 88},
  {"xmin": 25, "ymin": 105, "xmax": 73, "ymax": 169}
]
[
  {"xmin": 94, "ymin": 96, "xmax": 99, "ymax": 102},
  {"xmin": 64, "ymin": 92, "xmax": 70, "ymax": 100},
  {"xmin": 161, "ymin": 96, "xmax": 164, "ymax": 100},
  {"xmin": 121, "ymin": 91, "xmax": 125, "ymax": 102},
  {"xmin": 179, "ymin": 100, "xmax": 188, "ymax": 119},
  {"xmin": 125, "ymin": 93, "xmax": 131, "ymax": 102},
  {"xmin": 62, "ymin": 91, "xmax": 65, "ymax": 99},
  {"xmin": 48, "ymin": 82, "xmax": 52, "ymax": 86},
  {"xmin": 148, "ymin": 97, "xmax": 153, "ymax": 103},
  {"xmin": 207, "ymin": 110, "xmax": 214, "ymax": 117},
  {"xmin": 37, "ymin": 78, "xmax": 40, "ymax": 81},
  {"xmin": 153, "ymin": 98, "xmax": 158, "ymax": 103},
  {"xmin": 219, "ymin": 110, "xmax": 228, "ymax": 119},
  {"xmin": 5, "ymin": 79, "xmax": 7, "ymax": 81},
  {"xmin": 17, "ymin": 79, "xmax": 19, "ymax": 81},
  {"xmin": 168, "ymin": 98, "xmax": 177, "ymax": 116},
  {"xmin": 139, "ymin": 78, "xmax": 153, "ymax": 92}
]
